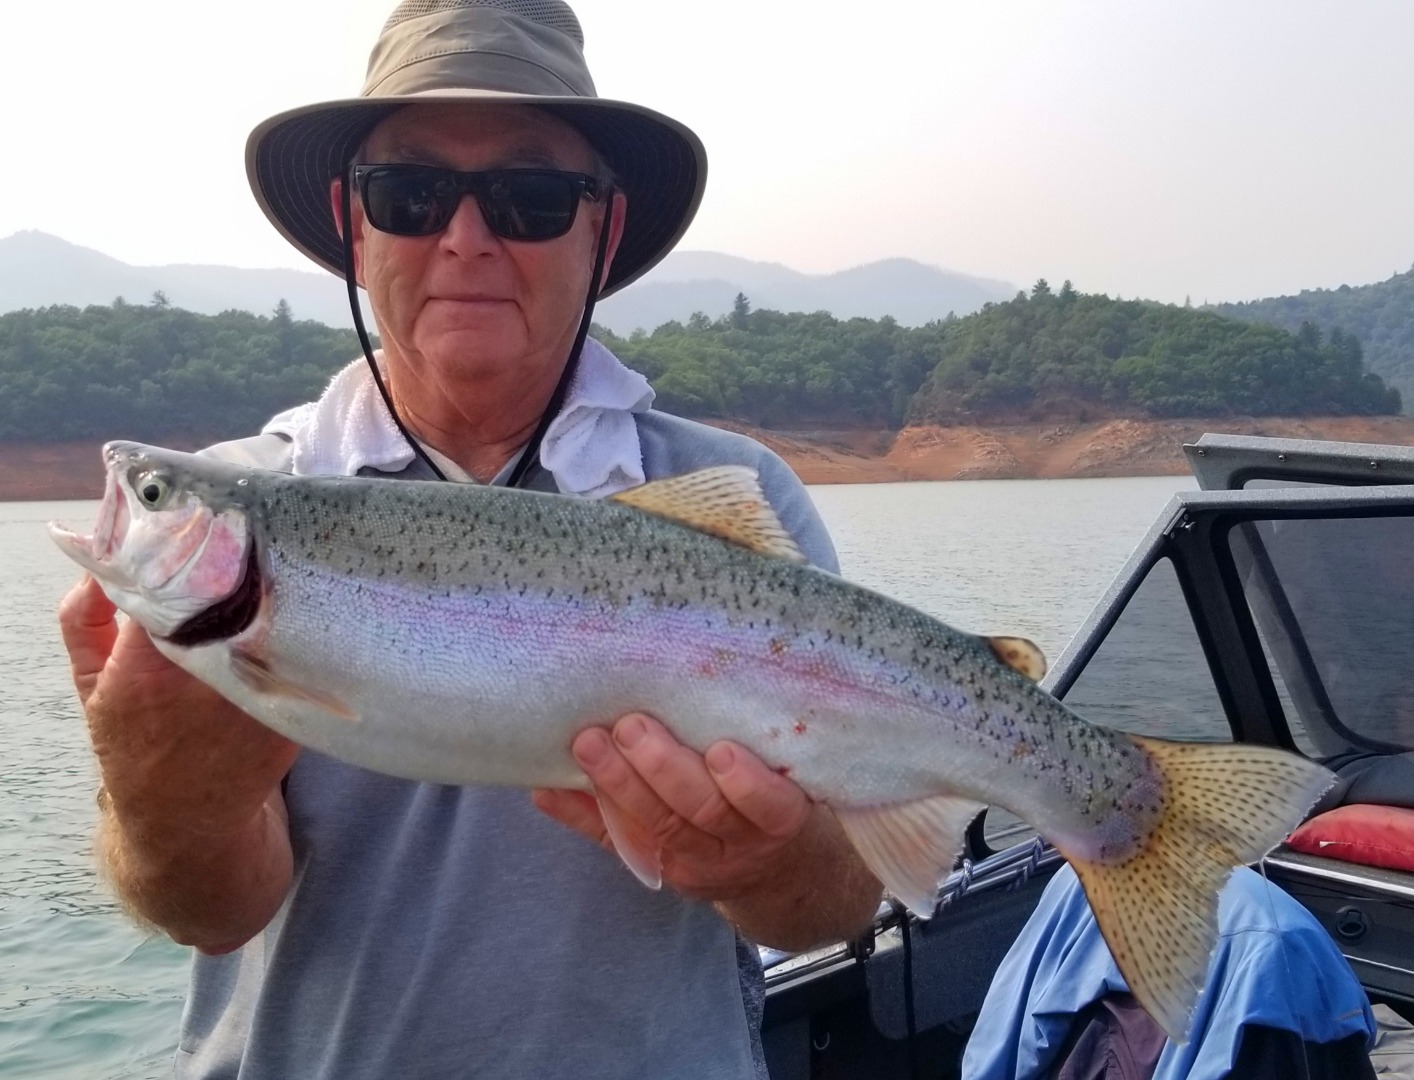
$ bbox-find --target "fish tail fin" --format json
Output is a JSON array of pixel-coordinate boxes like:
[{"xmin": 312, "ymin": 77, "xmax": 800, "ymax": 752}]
[{"xmin": 1069, "ymin": 735, "xmax": 1332, "ymax": 1044}]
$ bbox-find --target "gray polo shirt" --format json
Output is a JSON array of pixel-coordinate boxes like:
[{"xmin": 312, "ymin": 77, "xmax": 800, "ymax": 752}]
[{"xmin": 172, "ymin": 410, "xmax": 838, "ymax": 1080}]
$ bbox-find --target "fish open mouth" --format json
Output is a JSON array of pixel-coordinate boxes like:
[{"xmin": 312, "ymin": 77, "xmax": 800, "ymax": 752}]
[
  {"xmin": 164, "ymin": 546, "xmax": 263, "ymax": 648},
  {"xmin": 47, "ymin": 466, "xmax": 129, "ymax": 577}
]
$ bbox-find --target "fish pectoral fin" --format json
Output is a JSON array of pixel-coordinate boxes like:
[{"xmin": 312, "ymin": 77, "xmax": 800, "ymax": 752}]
[
  {"xmin": 230, "ymin": 651, "xmax": 359, "ymax": 723},
  {"xmin": 608, "ymin": 466, "xmax": 807, "ymax": 564},
  {"xmin": 835, "ymin": 795, "xmax": 987, "ymax": 919},
  {"xmin": 1066, "ymin": 734, "xmax": 1334, "ymax": 1044},
  {"xmin": 595, "ymin": 790, "xmax": 663, "ymax": 890},
  {"xmin": 985, "ymin": 636, "xmax": 1047, "ymax": 681}
]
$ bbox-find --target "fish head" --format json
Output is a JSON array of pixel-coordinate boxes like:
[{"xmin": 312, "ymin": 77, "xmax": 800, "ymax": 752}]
[{"xmin": 48, "ymin": 442, "xmax": 252, "ymax": 639}]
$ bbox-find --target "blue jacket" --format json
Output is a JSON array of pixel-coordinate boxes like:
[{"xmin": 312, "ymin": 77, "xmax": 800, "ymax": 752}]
[{"xmin": 962, "ymin": 864, "xmax": 1375, "ymax": 1080}]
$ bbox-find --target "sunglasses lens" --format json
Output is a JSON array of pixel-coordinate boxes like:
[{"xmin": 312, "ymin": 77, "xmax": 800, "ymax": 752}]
[
  {"xmin": 363, "ymin": 168, "xmax": 455, "ymax": 236},
  {"xmin": 358, "ymin": 167, "xmax": 588, "ymax": 240},
  {"xmin": 479, "ymin": 173, "xmax": 580, "ymax": 240}
]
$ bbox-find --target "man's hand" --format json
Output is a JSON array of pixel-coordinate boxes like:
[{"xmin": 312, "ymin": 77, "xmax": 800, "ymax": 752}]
[
  {"xmin": 58, "ymin": 575, "xmax": 298, "ymax": 951},
  {"xmin": 533, "ymin": 713, "xmax": 882, "ymax": 951}
]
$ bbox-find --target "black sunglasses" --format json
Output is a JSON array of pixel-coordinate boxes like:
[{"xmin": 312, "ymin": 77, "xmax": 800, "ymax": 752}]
[{"xmin": 352, "ymin": 164, "xmax": 604, "ymax": 242}]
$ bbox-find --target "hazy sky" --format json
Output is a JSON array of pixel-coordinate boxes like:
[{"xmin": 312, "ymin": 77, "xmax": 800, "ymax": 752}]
[{"xmin": 5, "ymin": 0, "xmax": 1413, "ymax": 304}]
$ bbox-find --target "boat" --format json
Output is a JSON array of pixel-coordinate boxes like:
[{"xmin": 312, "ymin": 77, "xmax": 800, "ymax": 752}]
[{"xmin": 758, "ymin": 432, "xmax": 1414, "ymax": 1078}]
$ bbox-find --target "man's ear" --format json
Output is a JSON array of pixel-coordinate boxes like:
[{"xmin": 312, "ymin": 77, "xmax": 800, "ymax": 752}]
[
  {"xmin": 596, "ymin": 189, "xmax": 629, "ymax": 295},
  {"xmin": 329, "ymin": 176, "xmax": 365, "ymax": 286}
]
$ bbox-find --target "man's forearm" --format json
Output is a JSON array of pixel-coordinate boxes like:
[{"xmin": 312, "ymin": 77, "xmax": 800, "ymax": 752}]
[
  {"xmin": 716, "ymin": 804, "xmax": 881, "ymax": 953},
  {"xmin": 98, "ymin": 792, "xmax": 293, "ymax": 954}
]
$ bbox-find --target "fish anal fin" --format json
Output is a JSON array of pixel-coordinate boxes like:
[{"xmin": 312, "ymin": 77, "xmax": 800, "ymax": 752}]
[
  {"xmin": 595, "ymin": 790, "xmax": 663, "ymax": 890},
  {"xmin": 1067, "ymin": 734, "xmax": 1334, "ymax": 1044},
  {"xmin": 230, "ymin": 650, "xmax": 358, "ymax": 722},
  {"xmin": 609, "ymin": 466, "xmax": 806, "ymax": 563},
  {"xmin": 835, "ymin": 795, "xmax": 986, "ymax": 919},
  {"xmin": 986, "ymin": 636, "xmax": 1047, "ymax": 681}
]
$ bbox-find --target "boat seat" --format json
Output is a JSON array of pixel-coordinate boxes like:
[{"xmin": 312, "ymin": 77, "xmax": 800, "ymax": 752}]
[
  {"xmin": 1262, "ymin": 750, "xmax": 1414, "ymax": 1013},
  {"xmin": 1316, "ymin": 751, "xmax": 1414, "ymax": 813}
]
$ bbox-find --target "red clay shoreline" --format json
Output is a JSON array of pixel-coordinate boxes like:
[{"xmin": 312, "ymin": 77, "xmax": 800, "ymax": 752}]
[{"xmin": 6, "ymin": 416, "xmax": 1414, "ymax": 500}]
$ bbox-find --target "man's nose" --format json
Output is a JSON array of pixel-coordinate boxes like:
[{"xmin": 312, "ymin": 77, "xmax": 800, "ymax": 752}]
[{"xmin": 437, "ymin": 193, "xmax": 501, "ymax": 257}]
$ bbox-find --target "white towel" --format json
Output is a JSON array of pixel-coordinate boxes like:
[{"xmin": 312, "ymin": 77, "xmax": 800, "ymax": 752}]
[{"xmin": 262, "ymin": 337, "xmax": 654, "ymax": 498}]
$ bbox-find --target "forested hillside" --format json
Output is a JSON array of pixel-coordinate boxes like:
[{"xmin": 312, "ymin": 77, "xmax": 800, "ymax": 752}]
[
  {"xmin": 598, "ymin": 299, "xmax": 939, "ymax": 426},
  {"xmin": 0, "ymin": 298, "xmax": 360, "ymax": 442},
  {"xmin": 908, "ymin": 281, "xmax": 1399, "ymax": 422},
  {"xmin": 1211, "ymin": 267, "xmax": 1414, "ymax": 412},
  {"xmin": 0, "ymin": 286, "xmax": 1398, "ymax": 445}
]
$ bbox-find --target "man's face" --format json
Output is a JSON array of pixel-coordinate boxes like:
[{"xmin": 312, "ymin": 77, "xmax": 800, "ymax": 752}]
[{"xmin": 344, "ymin": 102, "xmax": 621, "ymax": 396}]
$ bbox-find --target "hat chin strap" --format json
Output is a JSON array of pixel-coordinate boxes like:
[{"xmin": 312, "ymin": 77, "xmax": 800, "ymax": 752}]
[
  {"xmin": 339, "ymin": 175, "xmax": 615, "ymax": 489},
  {"xmin": 340, "ymin": 176, "xmax": 448, "ymax": 482},
  {"xmin": 504, "ymin": 185, "xmax": 614, "ymax": 489}
]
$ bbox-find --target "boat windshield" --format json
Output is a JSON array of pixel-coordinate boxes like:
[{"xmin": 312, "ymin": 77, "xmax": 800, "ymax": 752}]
[
  {"xmin": 1062, "ymin": 557, "xmax": 1232, "ymax": 742},
  {"xmin": 1231, "ymin": 510, "xmax": 1414, "ymax": 757},
  {"xmin": 1059, "ymin": 500, "xmax": 1414, "ymax": 760}
]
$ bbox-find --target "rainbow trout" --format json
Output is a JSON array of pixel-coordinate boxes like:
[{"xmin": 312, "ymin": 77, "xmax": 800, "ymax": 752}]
[{"xmin": 50, "ymin": 442, "xmax": 1331, "ymax": 1041}]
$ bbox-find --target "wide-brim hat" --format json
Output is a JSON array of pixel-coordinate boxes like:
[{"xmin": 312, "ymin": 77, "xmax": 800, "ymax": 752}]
[{"xmin": 246, "ymin": 0, "xmax": 707, "ymax": 297}]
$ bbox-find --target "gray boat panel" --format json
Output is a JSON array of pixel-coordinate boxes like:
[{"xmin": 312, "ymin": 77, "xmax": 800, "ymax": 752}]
[{"xmin": 1186, "ymin": 432, "xmax": 1414, "ymax": 490}]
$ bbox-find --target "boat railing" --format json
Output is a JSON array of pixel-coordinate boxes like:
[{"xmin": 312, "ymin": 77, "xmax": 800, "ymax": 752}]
[{"xmin": 761, "ymin": 833, "xmax": 1062, "ymax": 981}]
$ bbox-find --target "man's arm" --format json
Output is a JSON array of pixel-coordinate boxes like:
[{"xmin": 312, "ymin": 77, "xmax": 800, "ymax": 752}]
[
  {"xmin": 534, "ymin": 713, "xmax": 883, "ymax": 952},
  {"xmin": 59, "ymin": 576, "xmax": 298, "ymax": 953}
]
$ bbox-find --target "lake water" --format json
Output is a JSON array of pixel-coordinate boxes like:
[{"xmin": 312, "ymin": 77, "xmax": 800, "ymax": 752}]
[{"xmin": 0, "ymin": 475, "xmax": 1190, "ymax": 1078}]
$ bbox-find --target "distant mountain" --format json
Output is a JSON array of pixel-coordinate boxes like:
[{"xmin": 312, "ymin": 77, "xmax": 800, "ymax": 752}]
[
  {"xmin": 595, "ymin": 251, "xmax": 1016, "ymax": 333},
  {"xmin": 1210, "ymin": 268, "xmax": 1414, "ymax": 414},
  {"xmin": 0, "ymin": 231, "xmax": 1015, "ymax": 334},
  {"xmin": 0, "ymin": 231, "xmax": 354, "ymax": 327}
]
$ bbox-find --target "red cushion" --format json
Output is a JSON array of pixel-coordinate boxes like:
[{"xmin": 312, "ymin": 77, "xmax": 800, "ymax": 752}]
[{"xmin": 1287, "ymin": 804, "xmax": 1414, "ymax": 872}]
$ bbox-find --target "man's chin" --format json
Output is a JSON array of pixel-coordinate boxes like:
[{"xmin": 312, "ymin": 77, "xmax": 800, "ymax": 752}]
[{"xmin": 412, "ymin": 328, "xmax": 528, "ymax": 376}]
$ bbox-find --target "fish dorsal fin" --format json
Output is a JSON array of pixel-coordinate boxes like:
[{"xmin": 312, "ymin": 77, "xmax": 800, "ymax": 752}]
[
  {"xmin": 834, "ymin": 795, "xmax": 987, "ymax": 919},
  {"xmin": 986, "ymin": 636, "xmax": 1047, "ymax": 681},
  {"xmin": 609, "ymin": 466, "xmax": 806, "ymax": 563}
]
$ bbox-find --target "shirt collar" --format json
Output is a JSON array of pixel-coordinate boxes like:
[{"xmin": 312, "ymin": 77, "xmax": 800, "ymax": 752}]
[{"xmin": 261, "ymin": 337, "xmax": 654, "ymax": 497}]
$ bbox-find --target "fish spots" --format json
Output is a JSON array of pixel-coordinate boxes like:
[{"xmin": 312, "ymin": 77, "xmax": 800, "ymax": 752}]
[
  {"xmin": 767, "ymin": 727, "xmax": 781, "ymax": 740},
  {"xmin": 696, "ymin": 647, "xmax": 739, "ymax": 677}
]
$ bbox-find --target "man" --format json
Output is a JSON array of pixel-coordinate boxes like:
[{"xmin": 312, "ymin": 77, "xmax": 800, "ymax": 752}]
[{"xmin": 57, "ymin": 2, "xmax": 882, "ymax": 1076}]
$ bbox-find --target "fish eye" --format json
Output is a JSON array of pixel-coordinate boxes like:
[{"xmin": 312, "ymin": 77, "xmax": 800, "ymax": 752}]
[{"xmin": 135, "ymin": 473, "xmax": 171, "ymax": 509}]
